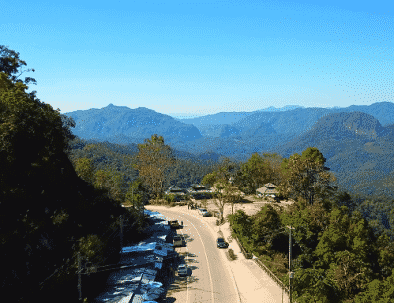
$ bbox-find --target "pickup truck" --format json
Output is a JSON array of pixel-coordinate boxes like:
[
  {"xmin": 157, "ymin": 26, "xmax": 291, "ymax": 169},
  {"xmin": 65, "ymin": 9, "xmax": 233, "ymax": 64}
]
[{"xmin": 168, "ymin": 220, "xmax": 180, "ymax": 229}]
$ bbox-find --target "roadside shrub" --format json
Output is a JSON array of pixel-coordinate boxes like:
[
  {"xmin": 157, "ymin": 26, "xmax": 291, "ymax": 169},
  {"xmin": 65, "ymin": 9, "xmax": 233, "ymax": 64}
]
[
  {"xmin": 228, "ymin": 248, "xmax": 237, "ymax": 260},
  {"xmin": 165, "ymin": 194, "xmax": 176, "ymax": 203},
  {"xmin": 169, "ymin": 202, "xmax": 175, "ymax": 207}
]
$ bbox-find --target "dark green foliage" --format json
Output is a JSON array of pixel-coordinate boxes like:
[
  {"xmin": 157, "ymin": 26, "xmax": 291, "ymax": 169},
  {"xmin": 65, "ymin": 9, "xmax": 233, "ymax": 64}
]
[
  {"xmin": 228, "ymin": 210, "xmax": 253, "ymax": 241},
  {"xmin": 0, "ymin": 45, "xmax": 37, "ymax": 87},
  {"xmin": 3, "ymin": 45, "xmax": 394, "ymax": 303},
  {"xmin": 353, "ymin": 269, "xmax": 394, "ymax": 302},
  {"xmin": 226, "ymin": 148, "xmax": 394, "ymax": 302},
  {"xmin": 250, "ymin": 204, "xmax": 282, "ymax": 249},
  {"xmin": 0, "ymin": 46, "xmax": 136, "ymax": 302}
]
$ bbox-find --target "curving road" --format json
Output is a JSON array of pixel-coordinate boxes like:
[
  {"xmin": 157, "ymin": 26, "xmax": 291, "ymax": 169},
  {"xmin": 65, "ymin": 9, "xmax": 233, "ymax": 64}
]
[{"xmin": 149, "ymin": 207, "xmax": 242, "ymax": 303}]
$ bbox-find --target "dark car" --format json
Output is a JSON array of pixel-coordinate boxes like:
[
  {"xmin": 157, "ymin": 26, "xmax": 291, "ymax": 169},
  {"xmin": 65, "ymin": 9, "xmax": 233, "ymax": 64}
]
[
  {"xmin": 198, "ymin": 208, "xmax": 208, "ymax": 215},
  {"xmin": 177, "ymin": 264, "xmax": 189, "ymax": 277},
  {"xmin": 216, "ymin": 237, "xmax": 229, "ymax": 248},
  {"xmin": 168, "ymin": 220, "xmax": 180, "ymax": 229}
]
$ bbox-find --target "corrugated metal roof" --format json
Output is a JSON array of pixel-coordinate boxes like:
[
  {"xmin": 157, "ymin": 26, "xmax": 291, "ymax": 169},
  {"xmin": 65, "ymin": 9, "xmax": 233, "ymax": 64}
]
[
  {"xmin": 256, "ymin": 185, "xmax": 278, "ymax": 194},
  {"xmin": 94, "ymin": 209, "xmax": 172, "ymax": 303},
  {"xmin": 94, "ymin": 268, "xmax": 158, "ymax": 302}
]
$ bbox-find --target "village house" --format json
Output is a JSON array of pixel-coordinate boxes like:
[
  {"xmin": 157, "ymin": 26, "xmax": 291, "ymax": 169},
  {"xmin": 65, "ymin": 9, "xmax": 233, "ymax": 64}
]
[{"xmin": 256, "ymin": 183, "xmax": 278, "ymax": 198}]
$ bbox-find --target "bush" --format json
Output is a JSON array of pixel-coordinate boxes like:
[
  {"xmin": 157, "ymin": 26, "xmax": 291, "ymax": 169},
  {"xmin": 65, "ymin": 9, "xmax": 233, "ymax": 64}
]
[
  {"xmin": 169, "ymin": 202, "xmax": 175, "ymax": 207},
  {"xmin": 165, "ymin": 194, "xmax": 176, "ymax": 203},
  {"xmin": 228, "ymin": 248, "xmax": 237, "ymax": 260}
]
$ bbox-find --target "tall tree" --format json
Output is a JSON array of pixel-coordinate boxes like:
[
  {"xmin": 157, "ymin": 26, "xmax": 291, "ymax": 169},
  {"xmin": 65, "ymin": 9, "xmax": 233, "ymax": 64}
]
[
  {"xmin": 202, "ymin": 158, "xmax": 241, "ymax": 221},
  {"xmin": 134, "ymin": 134, "xmax": 175, "ymax": 200},
  {"xmin": 0, "ymin": 45, "xmax": 36, "ymax": 86},
  {"xmin": 239, "ymin": 153, "xmax": 271, "ymax": 194},
  {"xmin": 93, "ymin": 169, "xmax": 126, "ymax": 203},
  {"xmin": 313, "ymin": 208, "xmax": 377, "ymax": 301},
  {"xmin": 202, "ymin": 168, "xmax": 227, "ymax": 222},
  {"xmin": 0, "ymin": 46, "xmax": 127, "ymax": 303},
  {"xmin": 73, "ymin": 157, "xmax": 95, "ymax": 184},
  {"xmin": 260, "ymin": 152, "xmax": 284, "ymax": 187},
  {"xmin": 277, "ymin": 147, "xmax": 337, "ymax": 206},
  {"xmin": 125, "ymin": 178, "xmax": 147, "ymax": 232}
]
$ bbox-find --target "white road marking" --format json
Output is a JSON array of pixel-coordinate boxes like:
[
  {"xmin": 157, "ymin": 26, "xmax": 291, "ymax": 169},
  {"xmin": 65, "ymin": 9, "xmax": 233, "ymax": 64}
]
[{"xmin": 169, "ymin": 215, "xmax": 214, "ymax": 303}]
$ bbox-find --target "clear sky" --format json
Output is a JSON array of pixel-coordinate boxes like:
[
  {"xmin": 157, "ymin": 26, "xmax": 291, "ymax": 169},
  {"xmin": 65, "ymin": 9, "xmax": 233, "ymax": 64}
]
[{"xmin": 1, "ymin": 0, "xmax": 393, "ymax": 118}]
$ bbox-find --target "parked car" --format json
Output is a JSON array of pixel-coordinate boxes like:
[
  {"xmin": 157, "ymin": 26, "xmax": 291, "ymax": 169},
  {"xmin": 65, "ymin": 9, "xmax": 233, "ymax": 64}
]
[
  {"xmin": 177, "ymin": 264, "xmax": 188, "ymax": 276},
  {"xmin": 216, "ymin": 237, "xmax": 229, "ymax": 248},
  {"xmin": 168, "ymin": 220, "xmax": 180, "ymax": 229},
  {"xmin": 198, "ymin": 208, "xmax": 208, "ymax": 215},
  {"xmin": 173, "ymin": 235, "xmax": 183, "ymax": 247},
  {"xmin": 202, "ymin": 210, "xmax": 210, "ymax": 217}
]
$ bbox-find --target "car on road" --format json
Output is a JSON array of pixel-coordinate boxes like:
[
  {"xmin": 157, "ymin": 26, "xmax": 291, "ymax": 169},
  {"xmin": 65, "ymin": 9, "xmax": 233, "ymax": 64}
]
[
  {"xmin": 198, "ymin": 208, "xmax": 208, "ymax": 215},
  {"xmin": 177, "ymin": 264, "xmax": 188, "ymax": 276},
  {"xmin": 217, "ymin": 237, "xmax": 229, "ymax": 248},
  {"xmin": 168, "ymin": 220, "xmax": 180, "ymax": 229},
  {"xmin": 202, "ymin": 210, "xmax": 210, "ymax": 217}
]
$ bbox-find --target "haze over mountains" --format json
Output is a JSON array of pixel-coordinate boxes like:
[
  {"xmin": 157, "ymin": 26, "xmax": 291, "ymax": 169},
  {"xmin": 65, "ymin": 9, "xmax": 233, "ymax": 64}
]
[{"xmin": 63, "ymin": 101, "xmax": 394, "ymax": 199}]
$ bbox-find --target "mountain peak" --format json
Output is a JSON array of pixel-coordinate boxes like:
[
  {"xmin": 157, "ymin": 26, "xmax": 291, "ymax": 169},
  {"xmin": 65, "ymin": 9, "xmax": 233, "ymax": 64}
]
[{"xmin": 258, "ymin": 105, "xmax": 304, "ymax": 112}]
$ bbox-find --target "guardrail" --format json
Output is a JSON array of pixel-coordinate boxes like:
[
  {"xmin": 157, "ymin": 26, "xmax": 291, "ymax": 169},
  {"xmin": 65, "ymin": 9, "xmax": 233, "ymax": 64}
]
[
  {"xmin": 253, "ymin": 257, "xmax": 290, "ymax": 296},
  {"xmin": 229, "ymin": 223, "xmax": 292, "ymax": 299},
  {"xmin": 233, "ymin": 235, "xmax": 253, "ymax": 259}
]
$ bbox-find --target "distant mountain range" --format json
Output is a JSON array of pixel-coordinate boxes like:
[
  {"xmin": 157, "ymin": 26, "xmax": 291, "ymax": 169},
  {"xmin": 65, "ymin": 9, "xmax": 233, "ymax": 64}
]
[
  {"xmin": 63, "ymin": 101, "xmax": 394, "ymax": 199},
  {"xmin": 63, "ymin": 103, "xmax": 203, "ymax": 144}
]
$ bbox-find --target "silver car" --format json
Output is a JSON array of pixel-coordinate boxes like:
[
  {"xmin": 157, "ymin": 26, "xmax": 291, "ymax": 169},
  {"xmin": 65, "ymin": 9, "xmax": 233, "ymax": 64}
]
[{"xmin": 198, "ymin": 208, "xmax": 208, "ymax": 215}]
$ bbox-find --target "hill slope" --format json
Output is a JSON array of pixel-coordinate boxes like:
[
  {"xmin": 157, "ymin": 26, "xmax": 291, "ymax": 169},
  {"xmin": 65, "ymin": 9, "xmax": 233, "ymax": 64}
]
[
  {"xmin": 63, "ymin": 104, "xmax": 203, "ymax": 144},
  {"xmin": 272, "ymin": 111, "xmax": 394, "ymax": 198}
]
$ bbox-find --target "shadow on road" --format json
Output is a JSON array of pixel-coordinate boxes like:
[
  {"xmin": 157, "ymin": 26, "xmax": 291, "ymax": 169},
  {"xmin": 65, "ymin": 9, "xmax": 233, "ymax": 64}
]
[
  {"xmin": 180, "ymin": 233, "xmax": 194, "ymax": 244},
  {"xmin": 161, "ymin": 297, "xmax": 177, "ymax": 303}
]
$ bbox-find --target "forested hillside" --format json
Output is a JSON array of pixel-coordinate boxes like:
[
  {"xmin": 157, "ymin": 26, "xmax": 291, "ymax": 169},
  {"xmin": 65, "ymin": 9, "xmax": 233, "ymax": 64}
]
[
  {"xmin": 2, "ymin": 45, "xmax": 394, "ymax": 302},
  {"xmin": 0, "ymin": 46, "xmax": 149, "ymax": 302}
]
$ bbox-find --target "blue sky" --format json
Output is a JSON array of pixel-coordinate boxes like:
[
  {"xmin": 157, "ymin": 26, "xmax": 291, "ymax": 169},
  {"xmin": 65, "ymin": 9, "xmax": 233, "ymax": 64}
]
[{"xmin": 1, "ymin": 0, "xmax": 393, "ymax": 118}]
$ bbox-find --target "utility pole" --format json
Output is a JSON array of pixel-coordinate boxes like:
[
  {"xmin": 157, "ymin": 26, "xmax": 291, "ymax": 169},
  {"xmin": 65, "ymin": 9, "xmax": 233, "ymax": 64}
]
[
  {"xmin": 120, "ymin": 215, "xmax": 123, "ymax": 251},
  {"xmin": 287, "ymin": 226, "xmax": 295, "ymax": 303},
  {"xmin": 78, "ymin": 252, "xmax": 82, "ymax": 301}
]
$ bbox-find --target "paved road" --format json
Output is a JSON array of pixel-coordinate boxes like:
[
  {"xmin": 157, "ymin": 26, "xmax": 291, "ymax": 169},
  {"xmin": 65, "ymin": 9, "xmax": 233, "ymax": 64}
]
[
  {"xmin": 146, "ymin": 205, "xmax": 290, "ymax": 303},
  {"xmin": 151, "ymin": 207, "xmax": 242, "ymax": 303}
]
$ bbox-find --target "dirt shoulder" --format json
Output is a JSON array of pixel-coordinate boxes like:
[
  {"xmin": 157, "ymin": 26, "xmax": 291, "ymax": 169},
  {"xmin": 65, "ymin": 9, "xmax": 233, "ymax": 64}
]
[{"xmin": 189, "ymin": 195, "xmax": 295, "ymax": 218}]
